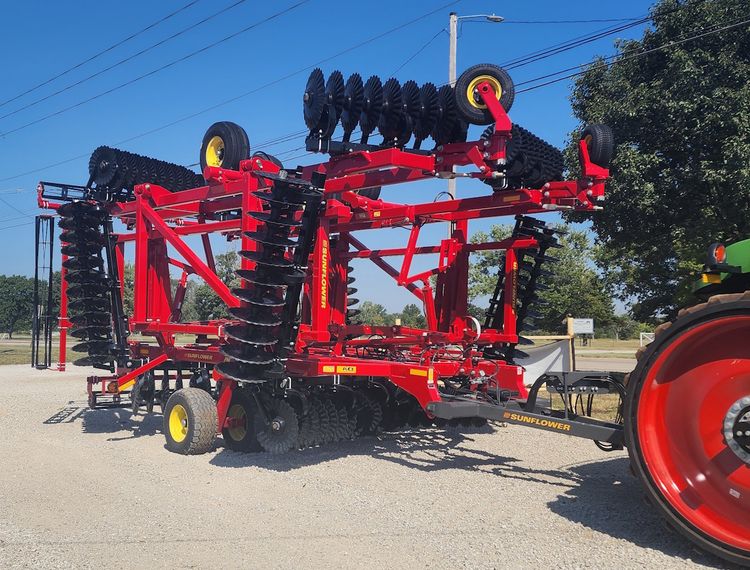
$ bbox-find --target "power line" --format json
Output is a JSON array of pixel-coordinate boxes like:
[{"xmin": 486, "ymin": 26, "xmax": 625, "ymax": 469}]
[
  {"xmin": 499, "ymin": 1, "xmax": 704, "ymax": 70},
  {"xmin": 0, "ymin": 196, "xmax": 33, "ymax": 218},
  {"xmin": 0, "ymin": 213, "xmax": 38, "ymax": 224},
  {"xmin": 0, "ymin": 221, "xmax": 35, "ymax": 233},
  {"xmin": 502, "ymin": 18, "xmax": 643, "ymax": 24},
  {"xmin": 0, "ymin": 0, "xmax": 203, "ymax": 109},
  {"xmin": 516, "ymin": 15, "xmax": 750, "ymax": 94},
  {"xmin": 493, "ymin": 18, "xmax": 650, "ymax": 73},
  {"xmin": 392, "ymin": 28, "xmax": 447, "ymax": 75},
  {"xmin": 0, "ymin": 1, "xmax": 460, "ymax": 182},
  {"xmin": 0, "ymin": 0, "xmax": 311, "ymax": 138},
  {"xmin": 0, "ymin": 0, "xmax": 249, "ymax": 122}
]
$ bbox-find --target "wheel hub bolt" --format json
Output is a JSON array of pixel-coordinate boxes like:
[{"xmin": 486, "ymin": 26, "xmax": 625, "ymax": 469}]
[{"xmin": 724, "ymin": 398, "xmax": 750, "ymax": 463}]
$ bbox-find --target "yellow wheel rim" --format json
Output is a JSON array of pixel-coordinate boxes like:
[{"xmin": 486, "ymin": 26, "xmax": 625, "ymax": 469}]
[
  {"xmin": 583, "ymin": 134, "xmax": 593, "ymax": 147},
  {"xmin": 205, "ymin": 135, "xmax": 225, "ymax": 167},
  {"xmin": 227, "ymin": 403, "xmax": 247, "ymax": 441},
  {"xmin": 169, "ymin": 404, "xmax": 189, "ymax": 443},
  {"xmin": 466, "ymin": 75, "xmax": 503, "ymax": 109}
]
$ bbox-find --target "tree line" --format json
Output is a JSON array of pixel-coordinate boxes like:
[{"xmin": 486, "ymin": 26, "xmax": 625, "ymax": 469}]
[{"xmin": 0, "ymin": 240, "xmax": 645, "ymax": 339}]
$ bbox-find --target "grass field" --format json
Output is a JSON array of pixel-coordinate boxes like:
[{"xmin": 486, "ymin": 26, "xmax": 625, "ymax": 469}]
[
  {"xmin": 0, "ymin": 339, "xmax": 59, "ymax": 366},
  {"xmin": 570, "ymin": 337, "xmax": 645, "ymax": 359},
  {"xmin": 0, "ymin": 336, "xmax": 644, "ymax": 370}
]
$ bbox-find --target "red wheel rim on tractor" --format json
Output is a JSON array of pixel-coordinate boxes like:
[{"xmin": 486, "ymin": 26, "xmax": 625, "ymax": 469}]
[{"xmin": 635, "ymin": 315, "xmax": 750, "ymax": 553}]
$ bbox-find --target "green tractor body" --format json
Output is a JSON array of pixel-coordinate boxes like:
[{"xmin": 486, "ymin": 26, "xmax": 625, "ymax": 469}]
[{"xmin": 694, "ymin": 238, "xmax": 750, "ymax": 299}]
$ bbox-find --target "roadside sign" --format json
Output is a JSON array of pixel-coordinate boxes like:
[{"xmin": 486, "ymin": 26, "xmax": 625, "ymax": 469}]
[{"xmin": 568, "ymin": 318, "xmax": 594, "ymax": 335}]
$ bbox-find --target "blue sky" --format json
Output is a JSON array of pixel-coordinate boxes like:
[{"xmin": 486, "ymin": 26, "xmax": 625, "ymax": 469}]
[{"xmin": 0, "ymin": 0, "xmax": 653, "ymax": 311}]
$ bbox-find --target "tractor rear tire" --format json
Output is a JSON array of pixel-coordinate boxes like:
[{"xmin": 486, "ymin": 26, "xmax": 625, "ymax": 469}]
[
  {"xmin": 624, "ymin": 291, "xmax": 750, "ymax": 566},
  {"xmin": 455, "ymin": 63, "xmax": 515, "ymax": 125},
  {"xmin": 163, "ymin": 388, "xmax": 217, "ymax": 455},
  {"xmin": 199, "ymin": 121, "xmax": 250, "ymax": 174}
]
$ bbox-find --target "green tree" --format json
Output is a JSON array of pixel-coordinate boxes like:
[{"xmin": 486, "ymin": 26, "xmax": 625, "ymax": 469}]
[
  {"xmin": 34, "ymin": 271, "xmax": 61, "ymax": 330},
  {"xmin": 399, "ymin": 303, "xmax": 426, "ymax": 328},
  {"xmin": 469, "ymin": 224, "xmax": 616, "ymax": 334},
  {"xmin": 215, "ymin": 250, "xmax": 240, "ymax": 286},
  {"xmin": 192, "ymin": 284, "xmax": 229, "ymax": 320},
  {"xmin": 351, "ymin": 301, "xmax": 395, "ymax": 326},
  {"xmin": 121, "ymin": 263, "xmax": 134, "ymax": 316},
  {"xmin": 565, "ymin": 0, "xmax": 750, "ymax": 320},
  {"xmin": 188, "ymin": 251, "xmax": 239, "ymax": 321},
  {"xmin": 0, "ymin": 275, "xmax": 35, "ymax": 338}
]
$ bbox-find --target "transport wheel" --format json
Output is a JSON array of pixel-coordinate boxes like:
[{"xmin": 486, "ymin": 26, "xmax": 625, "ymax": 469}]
[
  {"xmin": 625, "ymin": 292, "xmax": 750, "ymax": 566},
  {"xmin": 455, "ymin": 63, "xmax": 515, "ymax": 125},
  {"xmin": 221, "ymin": 389, "xmax": 262, "ymax": 452},
  {"xmin": 199, "ymin": 121, "xmax": 249, "ymax": 173},
  {"xmin": 163, "ymin": 388, "xmax": 217, "ymax": 455},
  {"xmin": 255, "ymin": 396, "xmax": 299, "ymax": 454},
  {"xmin": 580, "ymin": 124, "xmax": 614, "ymax": 168}
]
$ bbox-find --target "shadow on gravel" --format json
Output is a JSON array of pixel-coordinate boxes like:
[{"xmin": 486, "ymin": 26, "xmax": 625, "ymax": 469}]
[
  {"xmin": 81, "ymin": 408, "xmax": 162, "ymax": 441},
  {"xmin": 548, "ymin": 457, "xmax": 728, "ymax": 569},
  {"xmin": 210, "ymin": 426, "xmax": 580, "ymax": 487}
]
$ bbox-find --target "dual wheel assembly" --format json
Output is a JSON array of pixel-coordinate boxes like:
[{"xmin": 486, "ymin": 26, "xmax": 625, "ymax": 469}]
[
  {"xmin": 625, "ymin": 292, "xmax": 750, "ymax": 565},
  {"xmin": 162, "ymin": 388, "xmax": 297, "ymax": 455}
]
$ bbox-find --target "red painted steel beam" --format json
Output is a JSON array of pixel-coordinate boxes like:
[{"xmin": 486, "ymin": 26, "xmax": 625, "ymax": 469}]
[
  {"xmin": 138, "ymin": 199, "xmax": 240, "ymax": 309},
  {"xmin": 117, "ymin": 353, "xmax": 169, "ymax": 392}
]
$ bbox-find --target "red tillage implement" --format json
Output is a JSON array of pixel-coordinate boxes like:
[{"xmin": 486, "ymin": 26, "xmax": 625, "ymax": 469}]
[{"xmin": 35, "ymin": 64, "xmax": 749, "ymax": 565}]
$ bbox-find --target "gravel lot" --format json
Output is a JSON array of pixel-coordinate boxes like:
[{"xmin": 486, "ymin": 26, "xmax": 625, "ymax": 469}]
[{"xmin": 0, "ymin": 364, "xmax": 730, "ymax": 569}]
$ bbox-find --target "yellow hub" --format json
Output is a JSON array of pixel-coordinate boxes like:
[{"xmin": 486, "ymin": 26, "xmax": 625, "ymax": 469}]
[
  {"xmin": 466, "ymin": 75, "xmax": 503, "ymax": 109},
  {"xmin": 226, "ymin": 403, "xmax": 247, "ymax": 441},
  {"xmin": 583, "ymin": 134, "xmax": 593, "ymax": 147},
  {"xmin": 205, "ymin": 135, "xmax": 225, "ymax": 167},
  {"xmin": 169, "ymin": 404, "xmax": 189, "ymax": 443}
]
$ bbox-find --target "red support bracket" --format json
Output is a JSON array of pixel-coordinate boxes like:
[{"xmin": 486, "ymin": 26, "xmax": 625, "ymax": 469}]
[{"xmin": 117, "ymin": 353, "xmax": 170, "ymax": 392}]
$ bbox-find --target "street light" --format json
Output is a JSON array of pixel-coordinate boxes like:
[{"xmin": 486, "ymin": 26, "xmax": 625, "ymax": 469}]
[
  {"xmin": 449, "ymin": 13, "xmax": 505, "ymax": 91},
  {"xmin": 446, "ymin": 12, "xmax": 503, "ymax": 233}
]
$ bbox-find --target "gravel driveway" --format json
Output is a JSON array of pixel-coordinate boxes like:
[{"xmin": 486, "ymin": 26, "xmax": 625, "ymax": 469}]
[{"xmin": 0, "ymin": 365, "xmax": 729, "ymax": 569}]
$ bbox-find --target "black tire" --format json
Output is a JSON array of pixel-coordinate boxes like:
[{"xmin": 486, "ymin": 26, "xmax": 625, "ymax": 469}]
[
  {"xmin": 580, "ymin": 124, "xmax": 614, "ymax": 168},
  {"xmin": 199, "ymin": 121, "xmax": 249, "ymax": 174},
  {"xmin": 221, "ymin": 388, "xmax": 262, "ymax": 452},
  {"xmin": 625, "ymin": 292, "xmax": 750, "ymax": 567},
  {"xmin": 455, "ymin": 63, "xmax": 515, "ymax": 125},
  {"xmin": 163, "ymin": 388, "xmax": 217, "ymax": 455}
]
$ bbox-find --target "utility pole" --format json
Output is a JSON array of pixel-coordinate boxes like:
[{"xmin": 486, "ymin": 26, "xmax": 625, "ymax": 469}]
[
  {"xmin": 446, "ymin": 12, "xmax": 503, "ymax": 237},
  {"xmin": 447, "ymin": 12, "xmax": 458, "ymax": 206}
]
